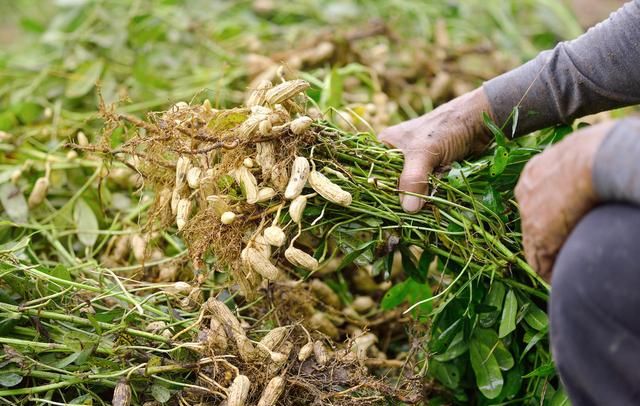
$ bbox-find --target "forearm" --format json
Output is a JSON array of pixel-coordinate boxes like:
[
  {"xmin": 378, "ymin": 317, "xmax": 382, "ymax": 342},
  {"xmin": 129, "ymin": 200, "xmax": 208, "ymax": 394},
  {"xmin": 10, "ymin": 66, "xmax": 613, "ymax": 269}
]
[
  {"xmin": 484, "ymin": 0, "xmax": 640, "ymax": 136},
  {"xmin": 593, "ymin": 117, "xmax": 640, "ymax": 204}
]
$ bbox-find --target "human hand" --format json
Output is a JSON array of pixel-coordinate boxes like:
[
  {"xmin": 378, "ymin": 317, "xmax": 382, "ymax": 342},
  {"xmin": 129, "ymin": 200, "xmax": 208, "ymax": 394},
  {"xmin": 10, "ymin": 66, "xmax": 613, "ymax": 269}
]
[
  {"xmin": 515, "ymin": 121, "xmax": 614, "ymax": 279},
  {"xmin": 378, "ymin": 87, "xmax": 493, "ymax": 212}
]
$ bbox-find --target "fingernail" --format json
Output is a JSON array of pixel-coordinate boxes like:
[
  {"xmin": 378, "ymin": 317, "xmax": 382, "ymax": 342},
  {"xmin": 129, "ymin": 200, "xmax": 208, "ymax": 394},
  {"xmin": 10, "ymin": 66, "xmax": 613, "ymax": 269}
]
[{"xmin": 401, "ymin": 195, "xmax": 424, "ymax": 213}]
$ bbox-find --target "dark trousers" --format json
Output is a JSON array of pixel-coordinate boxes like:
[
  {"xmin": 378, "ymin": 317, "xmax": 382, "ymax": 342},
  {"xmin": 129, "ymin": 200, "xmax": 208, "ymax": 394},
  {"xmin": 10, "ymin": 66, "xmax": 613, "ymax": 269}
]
[{"xmin": 551, "ymin": 204, "xmax": 640, "ymax": 406}]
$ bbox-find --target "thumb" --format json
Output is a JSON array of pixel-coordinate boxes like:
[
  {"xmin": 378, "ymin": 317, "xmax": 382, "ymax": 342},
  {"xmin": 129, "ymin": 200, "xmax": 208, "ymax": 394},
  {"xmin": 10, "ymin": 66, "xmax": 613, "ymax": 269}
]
[{"xmin": 398, "ymin": 154, "xmax": 434, "ymax": 213}]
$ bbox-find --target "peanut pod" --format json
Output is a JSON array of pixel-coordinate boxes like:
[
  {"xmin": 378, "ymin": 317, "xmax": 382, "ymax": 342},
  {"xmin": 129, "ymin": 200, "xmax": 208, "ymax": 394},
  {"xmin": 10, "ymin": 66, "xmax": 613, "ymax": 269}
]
[
  {"xmin": 243, "ymin": 247, "xmax": 281, "ymax": 280},
  {"xmin": 308, "ymin": 170, "xmax": 352, "ymax": 206},
  {"xmin": 284, "ymin": 157, "xmax": 310, "ymax": 200},
  {"xmin": 257, "ymin": 376, "xmax": 285, "ymax": 406},
  {"xmin": 285, "ymin": 246, "xmax": 318, "ymax": 271}
]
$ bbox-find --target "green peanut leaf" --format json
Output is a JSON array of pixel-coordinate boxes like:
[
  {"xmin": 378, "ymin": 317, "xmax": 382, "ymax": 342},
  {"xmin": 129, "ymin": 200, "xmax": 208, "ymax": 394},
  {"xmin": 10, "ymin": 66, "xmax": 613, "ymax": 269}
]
[
  {"xmin": 430, "ymin": 359, "xmax": 462, "ymax": 389},
  {"xmin": 479, "ymin": 281, "xmax": 506, "ymax": 328},
  {"xmin": 0, "ymin": 372, "xmax": 22, "ymax": 388},
  {"xmin": 550, "ymin": 386, "xmax": 571, "ymax": 406},
  {"xmin": 483, "ymin": 112, "xmax": 507, "ymax": 147},
  {"xmin": 470, "ymin": 338, "xmax": 504, "ymax": 399},
  {"xmin": 434, "ymin": 330, "xmax": 468, "ymax": 362},
  {"xmin": 524, "ymin": 302, "xmax": 549, "ymax": 331},
  {"xmin": 473, "ymin": 328, "xmax": 514, "ymax": 371},
  {"xmin": 490, "ymin": 146, "xmax": 509, "ymax": 177},
  {"xmin": 499, "ymin": 290, "xmax": 518, "ymax": 338},
  {"xmin": 65, "ymin": 59, "xmax": 104, "ymax": 98}
]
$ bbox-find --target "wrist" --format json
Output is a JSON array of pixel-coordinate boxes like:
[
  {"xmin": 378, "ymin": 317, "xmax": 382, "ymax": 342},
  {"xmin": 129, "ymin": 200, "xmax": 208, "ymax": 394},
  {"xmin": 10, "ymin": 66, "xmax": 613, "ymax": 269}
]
[
  {"xmin": 592, "ymin": 118, "xmax": 640, "ymax": 204},
  {"xmin": 556, "ymin": 121, "xmax": 614, "ymax": 204}
]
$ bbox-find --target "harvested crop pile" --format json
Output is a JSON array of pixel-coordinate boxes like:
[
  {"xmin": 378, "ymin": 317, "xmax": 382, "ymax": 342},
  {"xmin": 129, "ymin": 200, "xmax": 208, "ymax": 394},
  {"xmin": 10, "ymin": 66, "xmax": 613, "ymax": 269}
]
[
  {"xmin": 0, "ymin": 1, "xmax": 584, "ymax": 404},
  {"xmin": 0, "ymin": 75, "xmax": 553, "ymax": 404}
]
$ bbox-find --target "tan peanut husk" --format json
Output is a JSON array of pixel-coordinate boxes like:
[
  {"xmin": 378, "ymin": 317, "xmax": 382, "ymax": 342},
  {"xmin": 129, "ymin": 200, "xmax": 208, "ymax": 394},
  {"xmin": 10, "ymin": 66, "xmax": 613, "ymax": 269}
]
[
  {"xmin": 285, "ymin": 246, "xmax": 318, "ymax": 271},
  {"xmin": 310, "ymin": 279, "xmax": 342, "ymax": 309},
  {"xmin": 256, "ymin": 187, "xmax": 276, "ymax": 202},
  {"xmin": 267, "ymin": 340, "xmax": 293, "ymax": 376},
  {"xmin": 146, "ymin": 320, "xmax": 167, "ymax": 333},
  {"xmin": 243, "ymin": 157, "xmax": 254, "ymax": 168},
  {"xmin": 284, "ymin": 156, "xmax": 310, "ymax": 200},
  {"xmin": 235, "ymin": 166, "xmax": 259, "ymax": 204},
  {"xmin": 298, "ymin": 341, "xmax": 314, "ymax": 362},
  {"xmin": 258, "ymin": 118, "xmax": 272, "ymax": 136},
  {"xmin": 257, "ymin": 376, "xmax": 285, "ymax": 406},
  {"xmin": 77, "ymin": 131, "xmax": 89, "ymax": 147},
  {"xmin": 221, "ymin": 211, "xmax": 237, "ymax": 225},
  {"xmin": 309, "ymin": 170, "xmax": 352, "ymax": 206},
  {"xmin": 309, "ymin": 312, "xmax": 339, "ymax": 339},
  {"xmin": 265, "ymin": 79, "xmax": 310, "ymax": 105},
  {"xmin": 227, "ymin": 374, "xmax": 251, "ymax": 406},
  {"xmin": 258, "ymin": 326, "xmax": 289, "ymax": 354},
  {"xmin": 239, "ymin": 112, "xmax": 268, "ymax": 138},
  {"xmin": 256, "ymin": 142, "xmax": 276, "ymax": 179},
  {"xmin": 246, "ymin": 79, "xmax": 273, "ymax": 107},
  {"xmin": 352, "ymin": 296, "xmax": 375, "ymax": 313},
  {"xmin": 208, "ymin": 318, "xmax": 229, "ymax": 351},
  {"xmin": 243, "ymin": 247, "xmax": 280, "ymax": 280},
  {"xmin": 353, "ymin": 333, "xmax": 377, "ymax": 361},
  {"xmin": 270, "ymin": 164, "xmax": 289, "ymax": 192},
  {"xmin": 175, "ymin": 156, "xmax": 190, "ymax": 188},
  {"xmin": 251, "ymin": 234, "xmax": 272, "ymax": 258},
  {"xmin": 206, "ymin": 299, "xmax": 255, "ymax": 361},
  {"xmin": 270, "ymin": 104, "xmax": 290, "ymax": 126},
  {"xmin": 28, "ymin": 177, "xmax": 49, "ymax": 208},
  {"xmin": 170, "ymin": 186, "xmax": 182, "ymax": 215},
  {"xmin": 180, "ymin": 286, "xmax": 203, "ymax": 310},
  {"xmin": 290, "ymin": 116, "xmax": 313, "ymax": 135},
  {"xmin": 206, "ymin": 195, "xmax": 230, "ymax": 216},
  {"xmin": 263, "ymin": 226, "xmax": 286, "ymax": 247},
  {"xmin": 313, "ymin": 340, "xmax": 329, "ymax": 366},
  {"xmin": 288, "ymin": 195, "xmax": 307, "ymax": 223},
  {"xmin": 186, "ymin": 166, "xmax": 201, "ymax": 189},
  {"xmin": 166, "ymin": 281, "xmax": 192, "ymax": 295},
  {"xmin": 112, "ymin": 378, "xmax": 132, "ymax": 406},
  {"xmin": 176, "ymin": 198, "xmax": 192, "ymax": 231}
]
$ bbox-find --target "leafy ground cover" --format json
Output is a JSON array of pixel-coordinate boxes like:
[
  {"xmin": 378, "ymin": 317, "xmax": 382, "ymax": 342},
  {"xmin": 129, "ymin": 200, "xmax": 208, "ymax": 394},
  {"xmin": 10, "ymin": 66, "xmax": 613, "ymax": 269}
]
[{"xmin": 0, "ymin": 1, "xmax": 589, "ymax": 405}]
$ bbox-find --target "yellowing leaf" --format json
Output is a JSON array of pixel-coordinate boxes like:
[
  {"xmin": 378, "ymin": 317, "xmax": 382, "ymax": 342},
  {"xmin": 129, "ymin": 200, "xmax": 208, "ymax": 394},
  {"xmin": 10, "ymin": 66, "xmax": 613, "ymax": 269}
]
[
  {"xmin": 0, "ymin": 183, "xmax": 28, "ymax": 223},
  {"xmin": 73, "ymin": 198, "xmax": 98, "ymax": 247}
]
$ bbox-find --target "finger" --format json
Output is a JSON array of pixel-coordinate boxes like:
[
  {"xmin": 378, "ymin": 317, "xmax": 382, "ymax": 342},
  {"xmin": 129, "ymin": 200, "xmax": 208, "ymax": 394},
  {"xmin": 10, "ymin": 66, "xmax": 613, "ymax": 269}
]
[
  {"xmin": 398, "ymin": 154, "xmax": 434, "ymax": 213},
  {"xmin": 537, "ymin": 254, "xmax": 555, "ymax": 281},
  {"xmin": 522, "ymin": 232, "xmax": 540, "ymax": 273},
  {"xmin": 377, "ymin": 124, "xmax": 404, "ymax": 148},
  {"xmin": 522, "ymin": 217, "xmax": 557, "ymax": 279}
]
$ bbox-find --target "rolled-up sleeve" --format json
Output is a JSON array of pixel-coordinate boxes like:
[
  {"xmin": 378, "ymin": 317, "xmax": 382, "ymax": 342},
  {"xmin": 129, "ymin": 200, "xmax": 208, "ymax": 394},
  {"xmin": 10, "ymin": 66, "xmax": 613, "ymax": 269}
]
[
  {"xmin": 484, "ymin": 0, "xmax": 640, "ymax": 136},
  {"xmin": 593, "ymin": 117, "xmax": 640, "ymax": 204}
]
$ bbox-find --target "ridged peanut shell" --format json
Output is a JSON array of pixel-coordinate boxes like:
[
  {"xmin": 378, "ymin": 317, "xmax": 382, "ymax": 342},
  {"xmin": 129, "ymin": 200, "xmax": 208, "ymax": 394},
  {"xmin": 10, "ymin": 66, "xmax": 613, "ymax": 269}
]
[
  {"xmin": 284, "ymin": 157, "xmax": 310, "ymax": 200},
  {"xmin": 308, "ymin": 170, "xmax": 352, "ymax": 206}
]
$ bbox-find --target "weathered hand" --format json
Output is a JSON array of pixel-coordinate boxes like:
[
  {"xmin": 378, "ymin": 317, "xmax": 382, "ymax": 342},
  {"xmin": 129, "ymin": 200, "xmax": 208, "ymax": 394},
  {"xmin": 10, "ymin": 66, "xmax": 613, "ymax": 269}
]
[
  {"xmin": 378, "ymin": 88, "xmax": 493, "ymax": 212},
  {"xmin": 515, "ymin": 121, "xmax": 614, "ymax": 279}
]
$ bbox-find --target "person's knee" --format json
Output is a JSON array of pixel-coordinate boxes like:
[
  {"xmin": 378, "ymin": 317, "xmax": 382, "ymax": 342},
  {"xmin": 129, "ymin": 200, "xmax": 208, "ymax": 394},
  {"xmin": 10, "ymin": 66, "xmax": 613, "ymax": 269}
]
[
  {"xmin": 552, "ymin": 204, "xmax": 640, "ymax": 314},
  {"xmin": 548, "ymin": 206, "xmax": 622, "ymax": 389},
  {"xmin": 551, "ymin": 205, "xmax": 617, "ymax": 307},
  {"xmin": 550, "ymin": 203, "xmax": 640, "ymax": 352},
  {"xmin": 549, "ymin": 204, "xmax": 640, "ymax": 404}
]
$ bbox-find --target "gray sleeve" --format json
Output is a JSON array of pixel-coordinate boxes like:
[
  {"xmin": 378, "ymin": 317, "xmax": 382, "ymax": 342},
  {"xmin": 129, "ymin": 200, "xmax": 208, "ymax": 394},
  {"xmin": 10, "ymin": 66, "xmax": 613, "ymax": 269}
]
[
  {"xmin": 593, "ymin": 117, "xmax": 640, "ymax": 203},
  {"xmin": 484, "ymin": 0, "xmax": 640, "ymax": 137}
]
